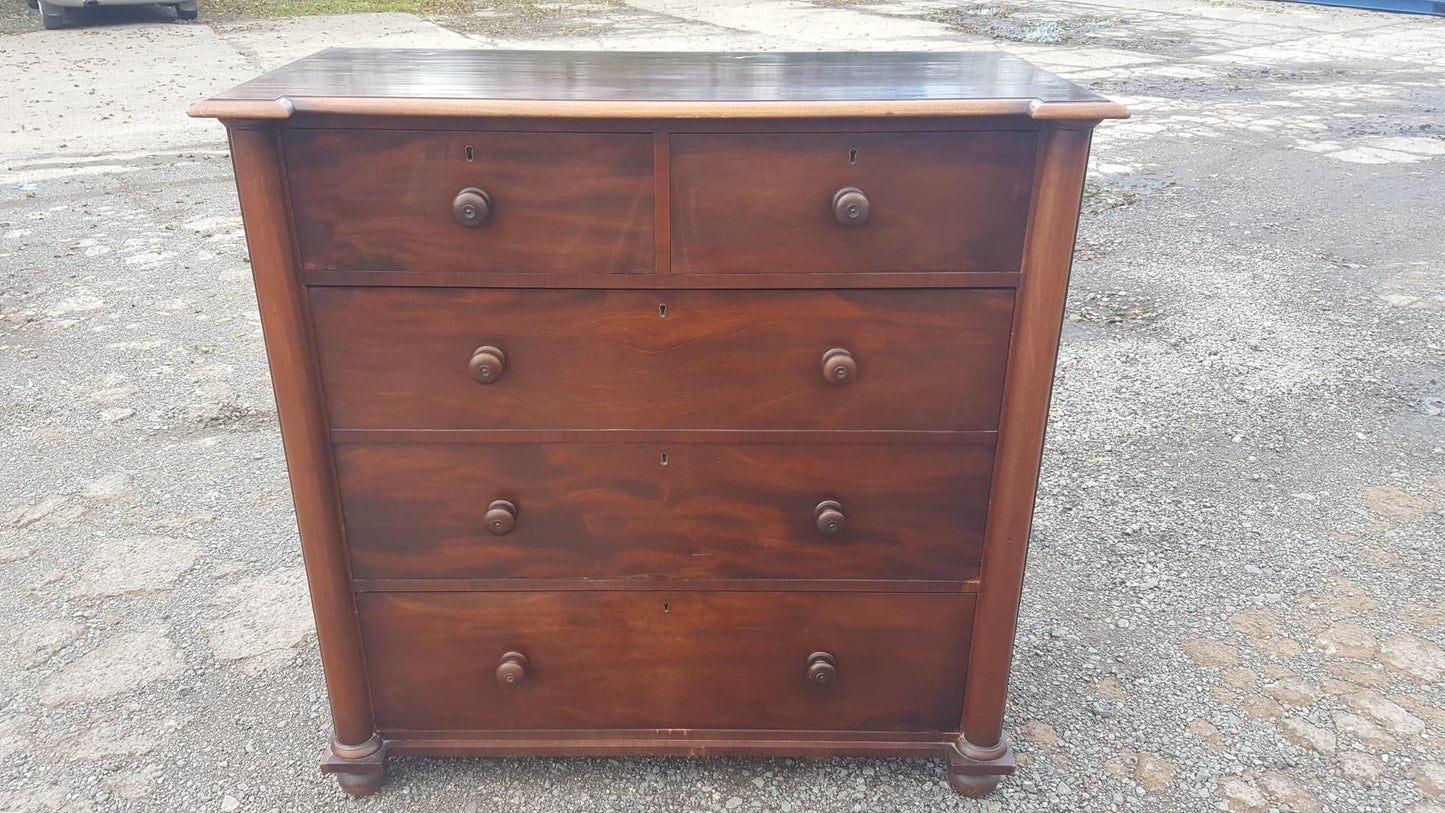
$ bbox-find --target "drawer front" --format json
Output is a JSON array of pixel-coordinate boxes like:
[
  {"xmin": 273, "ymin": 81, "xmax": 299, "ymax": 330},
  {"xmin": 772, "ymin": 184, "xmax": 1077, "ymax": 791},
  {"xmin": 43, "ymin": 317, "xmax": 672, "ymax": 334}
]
[
  {"xmin": 283, "ymin": 129, "xmax": 654, "ymax": 274},
  {"xmin": 360, "ymin": 591, "xmax": 973, "ymax": 732},
  {"xmin": 670, "ymin": 132, "xmax": 1036, "ymax": 274},
  {"xmin": 310, "ymin": 287, "xmax": 1014, "ymax": 431},
  {"xmin": 337, "ymin": 441, "xmax": 992, "ymax": 581}
]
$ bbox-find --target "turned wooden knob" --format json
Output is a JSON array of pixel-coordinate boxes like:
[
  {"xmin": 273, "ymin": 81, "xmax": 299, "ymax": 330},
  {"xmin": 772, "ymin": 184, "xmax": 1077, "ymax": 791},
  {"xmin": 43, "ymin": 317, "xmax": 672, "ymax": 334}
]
[
  {"xmin": 469, "ymin": 345, "xmax": 507, "ymax": 384},
  {"xmin": 806, "ymin": 651, "xmax": 837, "ymax": 685},
  {"xmin": 496, "ymin": 651, "xmax": 528, "ymax": 686},
  {"xmin": 832, "ymin": 187, "xmax": 869, "ymax": 227},
  {"xmin": 453, "ymin": 187, "xmax": 493, "ymax": 227},
  {"xmin": 821, "ymin": 348, "xmax": 857, "ymax": 386},
  {"xmin": 815, "ymin": 500, "xmax": 846, "ymax": 536},
  {"xmin": 483, "ymin": 500, "xmax": 517, "ymax": 535}
]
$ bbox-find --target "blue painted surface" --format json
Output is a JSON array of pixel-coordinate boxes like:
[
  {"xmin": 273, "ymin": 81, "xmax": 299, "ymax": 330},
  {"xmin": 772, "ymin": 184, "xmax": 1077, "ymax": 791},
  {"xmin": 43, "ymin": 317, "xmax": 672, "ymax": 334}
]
[{"xmin": 1280, "ymin": 0, "xmax": 1445, "ymax": 15}]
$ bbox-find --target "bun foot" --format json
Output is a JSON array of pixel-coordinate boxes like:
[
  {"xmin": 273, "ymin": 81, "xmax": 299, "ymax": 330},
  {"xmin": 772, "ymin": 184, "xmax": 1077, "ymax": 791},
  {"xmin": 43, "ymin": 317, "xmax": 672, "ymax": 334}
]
[
  {"xmin": 321, "ymin": 735, "xmax": 388, "ymax": 797},
  {"xmin": 945, "ymin": 734, "xmax": 1014, "ymax": 798},
  {"xmin": 335, "ymin": 770, "xmax": 386, "ymax": 797},
  {"xmin": 948, "ymin": 772, "xmax": 1002, "ymax": 797}
]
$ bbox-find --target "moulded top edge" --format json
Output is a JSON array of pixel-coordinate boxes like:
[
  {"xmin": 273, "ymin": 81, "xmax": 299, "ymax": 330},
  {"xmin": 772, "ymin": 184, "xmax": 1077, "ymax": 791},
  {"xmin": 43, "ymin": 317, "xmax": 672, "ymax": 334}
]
[{"xmin": 188, "ymin": 49, "xmax": 1129, "ymax": 123}]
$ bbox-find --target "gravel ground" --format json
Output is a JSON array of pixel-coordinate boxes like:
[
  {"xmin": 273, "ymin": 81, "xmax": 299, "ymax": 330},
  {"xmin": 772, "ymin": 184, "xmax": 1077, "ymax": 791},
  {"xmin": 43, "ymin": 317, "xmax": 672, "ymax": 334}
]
[{"xmin": 1, "ymin": 0, "xmax": 1443, "ymax": 811}]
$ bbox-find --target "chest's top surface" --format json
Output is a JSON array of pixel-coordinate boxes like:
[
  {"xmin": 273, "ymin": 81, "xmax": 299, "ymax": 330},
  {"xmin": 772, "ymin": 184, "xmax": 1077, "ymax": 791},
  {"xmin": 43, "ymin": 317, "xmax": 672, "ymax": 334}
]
[{"xmin": 189, "ymin": 48, "xmax": 1126, "ymax": 122}]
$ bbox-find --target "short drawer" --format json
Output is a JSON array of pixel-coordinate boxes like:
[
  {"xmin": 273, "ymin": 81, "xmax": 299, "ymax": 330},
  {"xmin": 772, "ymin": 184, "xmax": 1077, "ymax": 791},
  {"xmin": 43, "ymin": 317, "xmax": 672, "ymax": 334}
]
[
  {"xmin": 309, "ymin": 287, "xmax": 1014, "ymax": 431},
  {"xmin": 670, "ymin": 131, "xmax": 1036, "ymax": 274},
  {"xmin": 337, "ymin": 440, "xmax": 992, "ymax": 581},
  {"xmin": 359, "ymin": 591, "xmax": 973, "ymax": 733},
  {"xmin": 283, "ymin": 129, "xmax": 654, "ymax": 274}
]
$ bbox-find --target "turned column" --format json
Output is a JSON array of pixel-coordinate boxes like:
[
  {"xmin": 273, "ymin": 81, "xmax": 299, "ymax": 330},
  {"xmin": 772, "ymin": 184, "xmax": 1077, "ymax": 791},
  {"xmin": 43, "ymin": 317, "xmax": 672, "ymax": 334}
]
[
  {"xmin": 951, "ymin": 121, "xmax": 1097, "ymax": 794},
  {"xmin": 225, "ymin": 123, "xmax": 386, "ymax": 795}
]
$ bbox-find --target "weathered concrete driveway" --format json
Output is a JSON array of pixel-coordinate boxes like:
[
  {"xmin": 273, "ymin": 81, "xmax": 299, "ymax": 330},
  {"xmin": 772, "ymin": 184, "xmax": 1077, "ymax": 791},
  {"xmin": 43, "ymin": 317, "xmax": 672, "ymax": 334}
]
[{"xmin": 1, "ymin": 1, "xmax": 1443, "ymax": 811}]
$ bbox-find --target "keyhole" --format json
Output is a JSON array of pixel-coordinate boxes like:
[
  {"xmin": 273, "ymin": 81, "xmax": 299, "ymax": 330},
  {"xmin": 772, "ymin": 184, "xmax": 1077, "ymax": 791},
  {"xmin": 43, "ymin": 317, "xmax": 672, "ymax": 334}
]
[
  {"xmin": 658, "ymin": 303, "xmax": 667, "ymax": 318},
  {"xmin": 848, "ymin": 148, "xmax": 857, "ymax": 165},
  {"xmin": 660, "ymin": 452, "xmax": 669, "ymax": 466},
  {"xmin": 465, "ymin": 145, "xmax": 475, "ymax": 162}
]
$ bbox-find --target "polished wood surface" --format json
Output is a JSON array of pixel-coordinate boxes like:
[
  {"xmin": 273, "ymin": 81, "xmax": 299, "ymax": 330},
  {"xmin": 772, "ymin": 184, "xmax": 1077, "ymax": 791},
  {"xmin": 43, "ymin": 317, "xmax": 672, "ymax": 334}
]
[
  {"xmin": 200, "ymin": 47, "xmax": 1124, "ymax": 798},
  {"xmin": 189, "ymin": 49, "xmax": 1129, "ymax": 121},
  {"xmin": 382, "ymin": 730, "xmax": 951, "ymax": 758},
  {"xmin": 309, "ymin": 287, "xmax": 1015, "ymax": 431},
  {"xmin": 358, "ymin": 591, "xmax": 974, "ymax": 732},
  {"xmin": 334, "ymin": 441, "xmax": 993, "ymax": 580},
  {"xmin": 301, "ymin": 269, "xmax": 1022, "ymax": 289},
  {"xmin": 285, "ymin": 129, "xmax": 654, "ymax": 274},
  {"xmin": 671, "ymin": 131, "xmax": 1034, "ymax": 274},
  {"xmin": 352, "ymin": 578, "xmax": 977, "ymax": 594}
]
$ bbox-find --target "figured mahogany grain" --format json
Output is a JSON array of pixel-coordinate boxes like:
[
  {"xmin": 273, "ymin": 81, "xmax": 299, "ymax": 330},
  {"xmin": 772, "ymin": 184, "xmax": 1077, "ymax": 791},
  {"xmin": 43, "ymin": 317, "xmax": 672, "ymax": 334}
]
[
  {"xmin": 308, "ymin": 287, "xmax": 1015, "ymax": 431},
  {"xmin": 671, "ymin": 131, "xmax": 1035, "ymax": 274},
  {"xmin": 358, "ymin": 591, "xmax": 974, "ymax": 732},
  {"xmin": 335, "ymin": 440, "xmax": 993, "ymax": 580},
  {"xmin": 284, "ymin": 129, "xmax": 654, "ymax": 274}
]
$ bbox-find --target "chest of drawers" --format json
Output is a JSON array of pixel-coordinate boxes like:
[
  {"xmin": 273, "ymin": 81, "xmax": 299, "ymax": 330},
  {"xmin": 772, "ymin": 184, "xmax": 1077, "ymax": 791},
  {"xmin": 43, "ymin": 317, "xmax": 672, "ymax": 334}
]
[{"xmin": 192, "ymin": 49, "xmax": 1126, "ymax": 798}]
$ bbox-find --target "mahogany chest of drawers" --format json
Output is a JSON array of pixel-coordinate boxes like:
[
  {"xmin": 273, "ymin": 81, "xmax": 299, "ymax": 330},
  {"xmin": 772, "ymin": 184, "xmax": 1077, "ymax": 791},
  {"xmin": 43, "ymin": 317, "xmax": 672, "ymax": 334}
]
[{"xmin": 191, "ymin": 49, "xmax": 1126, "ymax": 797}]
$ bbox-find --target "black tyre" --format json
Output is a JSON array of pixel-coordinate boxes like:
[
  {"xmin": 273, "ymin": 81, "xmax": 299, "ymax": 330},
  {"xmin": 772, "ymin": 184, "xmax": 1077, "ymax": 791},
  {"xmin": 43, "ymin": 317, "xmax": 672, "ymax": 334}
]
[{"xmin": 38, "ymin": 0, "xmax": 71, "ymax": 28}]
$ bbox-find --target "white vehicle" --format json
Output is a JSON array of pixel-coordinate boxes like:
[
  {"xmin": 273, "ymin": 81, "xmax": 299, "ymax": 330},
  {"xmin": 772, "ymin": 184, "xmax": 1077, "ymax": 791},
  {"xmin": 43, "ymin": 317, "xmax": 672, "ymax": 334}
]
[{"xmin": 28, "ymin": 0, "xmax": 197, "ymax": 29}]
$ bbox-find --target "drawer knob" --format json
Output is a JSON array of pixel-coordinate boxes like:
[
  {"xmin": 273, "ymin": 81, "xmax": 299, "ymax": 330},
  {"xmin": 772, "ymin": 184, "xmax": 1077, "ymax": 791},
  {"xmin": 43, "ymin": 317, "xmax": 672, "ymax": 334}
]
[
  {"xmin": 832, "ymin": 187, "xmax": 869, "ymax": 228},
  {"xmin": 814, "ymin": 500, "xmax": 846, "ymax": 536},
  {"xmin": 496, "ymin": 651, "xmax": 529, "ymax": 686},
  {"xmin": 469, "ymin": 345, "xmax": 507, "ymax": 384},
  {"xmin": 821, "ymin": 348, "xmax": 857, "ymax": 386},
  {"xmin": 806, "ymin": 651, "xmax": 838, "ymax": 686},
  {"xmin": 453, "ymin": 187, "xmax": 493, "ymax": 228},
  {"xmin": 484, "ymin": 499, "xmax": 518, "ymax": 536}
]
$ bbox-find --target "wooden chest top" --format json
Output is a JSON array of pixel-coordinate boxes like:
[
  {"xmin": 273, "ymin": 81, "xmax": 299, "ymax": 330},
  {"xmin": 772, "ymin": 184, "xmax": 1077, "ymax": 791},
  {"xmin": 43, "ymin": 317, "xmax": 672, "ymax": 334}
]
[{"xmin": 189, "ymin": 48, "xmax": 1127, "ymax": 121}]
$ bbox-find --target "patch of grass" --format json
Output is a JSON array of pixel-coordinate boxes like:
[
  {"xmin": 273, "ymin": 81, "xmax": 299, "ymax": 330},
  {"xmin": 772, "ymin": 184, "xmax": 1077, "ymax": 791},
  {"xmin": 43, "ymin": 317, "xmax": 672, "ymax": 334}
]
[
  {"xmin": 205, "ymin": 0, "xmax": 470, "ymax": 17},
  {"xmin": 1, "ymin": 0, "xmax": 39, "ymax": 35}
]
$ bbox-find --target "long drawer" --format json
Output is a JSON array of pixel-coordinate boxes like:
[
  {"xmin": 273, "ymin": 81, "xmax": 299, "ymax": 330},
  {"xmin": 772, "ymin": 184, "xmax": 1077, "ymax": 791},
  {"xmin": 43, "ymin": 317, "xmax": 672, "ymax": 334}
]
[
  {"xmin": 670, "ymin": 131, "xmax": 1036, "ymax": 274},
  {"xmin": 309, "ymin": 287, "xmax": 1015, "ymax": 431},
  {"xmin": 359, "ymin": 591, "xmax": 974, "ymax": 733},
  {"xmin": 284, "ymin": 129, "xmax": 655, "ymax": 274},
  {"xmin": 336, "ymin": 440, "xmax": 992, "ymax": 581}
]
